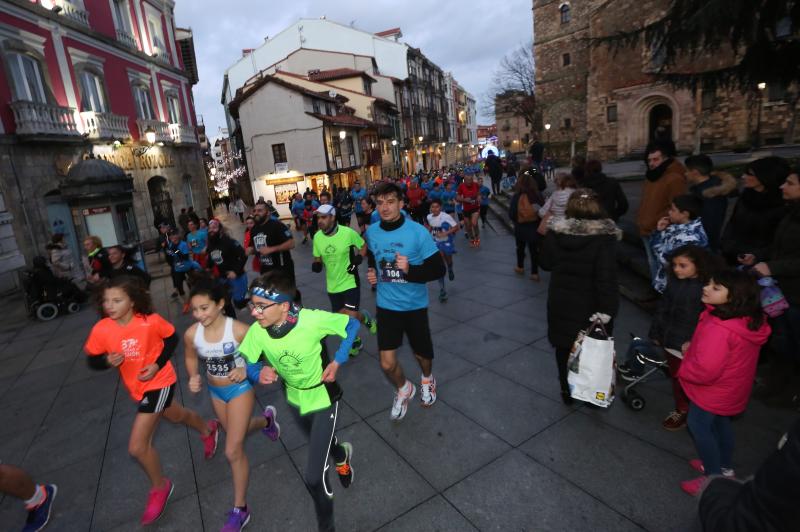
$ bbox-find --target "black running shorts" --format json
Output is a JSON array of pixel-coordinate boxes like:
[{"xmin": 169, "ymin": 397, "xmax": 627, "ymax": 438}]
[
  {"xmin": 137, "ymin": 383, "xmax": 176, "ymax": 414},
  {"xmin": 376, "ymin": 307, "xmax": 434, "ymax": 359},
  {"xmin": 328, "ymin": 287, "xmax": 360, "ymax": 312}
]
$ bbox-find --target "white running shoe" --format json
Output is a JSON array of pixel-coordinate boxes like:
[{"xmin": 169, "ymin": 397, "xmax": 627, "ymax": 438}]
[
  {"xmin": 420, "ymin": 376, "xmax": 437, "ymax": 407},
  {"xmin": 390, "ymin": 382, "xmax": 416, "ymax": 421}
]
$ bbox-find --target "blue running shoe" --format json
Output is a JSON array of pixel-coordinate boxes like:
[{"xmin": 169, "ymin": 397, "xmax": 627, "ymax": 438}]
[{"xmin": 22, "ymin": 484, "xmax": 57, "ymax": 532}]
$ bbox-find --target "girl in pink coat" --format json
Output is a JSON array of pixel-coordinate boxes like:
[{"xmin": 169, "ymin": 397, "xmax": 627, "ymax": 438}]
[{"xmin": 678, "ymin": 269, "xmax": 771, "ymax": 496}]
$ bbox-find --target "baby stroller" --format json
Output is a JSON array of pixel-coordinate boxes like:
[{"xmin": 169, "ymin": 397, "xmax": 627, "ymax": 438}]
[
  {"xmin": 22, "ymin": 257, "xmax": 87, "ymax": 321},
  {"xmin": 618, "ymin": 336, "xmax": 672, "ymax": 411}
]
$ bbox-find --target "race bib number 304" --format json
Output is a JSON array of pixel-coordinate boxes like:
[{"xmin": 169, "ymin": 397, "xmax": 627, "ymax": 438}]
[{"xmin": 379, "ymin": 259, "xmax": 407, "ymax": 283}]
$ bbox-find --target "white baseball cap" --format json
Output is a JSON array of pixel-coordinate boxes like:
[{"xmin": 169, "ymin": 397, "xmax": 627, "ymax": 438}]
[{"xmin": 316, "ymin": 204, "xmax": 336, "ymax": 216}]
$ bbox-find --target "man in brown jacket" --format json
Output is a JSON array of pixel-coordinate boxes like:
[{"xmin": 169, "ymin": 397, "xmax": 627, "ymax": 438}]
[{"xmin": 637, "ymin": 141, "xmax": 687, "ymax": 278}]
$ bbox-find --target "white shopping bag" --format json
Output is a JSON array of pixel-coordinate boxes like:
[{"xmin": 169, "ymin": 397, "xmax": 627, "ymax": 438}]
[{"xmin": 567, "ymin": 320, "xmax": 616, "ymax": 407}]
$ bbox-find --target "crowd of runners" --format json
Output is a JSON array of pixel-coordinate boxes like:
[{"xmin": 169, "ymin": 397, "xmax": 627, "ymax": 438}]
[{"xmin": 3, "ymin": 161, "xmax": 494, "ymax": 532}]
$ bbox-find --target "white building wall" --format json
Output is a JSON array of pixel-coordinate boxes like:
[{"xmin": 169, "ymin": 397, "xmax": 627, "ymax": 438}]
[
  {"xmin": 238, "ymin": 82, "xmax": 327, "ymax": 218},
  {"xmin": 224, "ymin": 19, "xmax": 408, "ymax": 107},
  {"xmin": 466, "ymin": 94, "xmax": 478, "ymax": 143}
]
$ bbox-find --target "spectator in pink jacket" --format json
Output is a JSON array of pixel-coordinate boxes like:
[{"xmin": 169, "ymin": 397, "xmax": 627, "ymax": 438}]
[{"xmin": 677, "ymin": 269, "xmax": 771, "ymax": 496}]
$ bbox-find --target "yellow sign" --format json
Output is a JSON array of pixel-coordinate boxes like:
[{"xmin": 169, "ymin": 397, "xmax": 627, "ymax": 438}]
[{"xmin": 266, "ymin": 176, "xmax": 304, "ymax": 185}]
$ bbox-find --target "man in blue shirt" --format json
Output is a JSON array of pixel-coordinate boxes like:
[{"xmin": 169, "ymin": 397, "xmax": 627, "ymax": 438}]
[{"xmin": 366, "ymin": 182, "xmax": 445, "ymax": 421}]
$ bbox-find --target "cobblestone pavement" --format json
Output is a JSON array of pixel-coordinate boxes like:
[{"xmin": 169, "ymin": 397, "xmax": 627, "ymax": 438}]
[{"xmin": 0, "ymin": 208, "xmax": 795, "ymax": 531}]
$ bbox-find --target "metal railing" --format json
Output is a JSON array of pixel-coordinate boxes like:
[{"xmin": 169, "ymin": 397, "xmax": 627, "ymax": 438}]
[
  {"xmin": 81, "ymin": 111, "xmax": 130, "ymax": 139},
  {"xmin": 10, "ymin": 100, "xmax": 81, "ymax": 136}
]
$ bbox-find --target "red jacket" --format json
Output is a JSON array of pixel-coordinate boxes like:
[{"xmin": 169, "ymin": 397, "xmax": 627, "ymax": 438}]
[{"xmin": 678, "ymin": 307, "xmax": 771, "ymax": 416}]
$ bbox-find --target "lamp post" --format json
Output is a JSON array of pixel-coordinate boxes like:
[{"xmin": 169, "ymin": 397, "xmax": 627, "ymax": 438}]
[
  {"xmin": 754, "ymin": 82, "xmax": 767, "ymax": 148},
  {"xmin": 544, "ymin": 123, "xmax": 551, "ymax": 144}
]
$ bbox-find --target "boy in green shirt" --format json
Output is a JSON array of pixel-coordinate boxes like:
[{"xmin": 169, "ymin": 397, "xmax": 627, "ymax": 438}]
[
  {"xmin": 312, "ymin": 204, "xmax": 376, "ymax": 356},
  {"xmin": 238, "ymin": 270, "xmax": 359, "ymax": 532}
]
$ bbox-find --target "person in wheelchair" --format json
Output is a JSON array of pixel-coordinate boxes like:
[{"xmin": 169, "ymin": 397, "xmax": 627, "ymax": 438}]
[{"xmin": 618, "ymin": 245, "xmax": 713, "ymax": 430}]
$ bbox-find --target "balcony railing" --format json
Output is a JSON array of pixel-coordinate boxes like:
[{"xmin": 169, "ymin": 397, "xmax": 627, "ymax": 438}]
[
  {"xmin": 54, "ymin": 0, "xmax": 90, "ymax": 27},
  {"xmin": 81, "ymin": 111, "xmax": 131, "ymax": 140},
  {"xmin": 169, "ymin": 123, "xmax": 197, "ymax": 145},
  {"xmin": 10, "ymin": 101, "xmax": 81, "ymax": 137},
  {"xmin": 150, "ymin": 47, "xmax": 171, "ymax": 65},
  {"xmin": 115, "ymin": 29, "xmax": 137, "ymax": 49},
  {"xmin": 363, "ymin": 148, "xmax": 382, "ymax": 166},
  {"xmin": 136, "ymin": 119, "xmax": 170, "ymax": 142}
]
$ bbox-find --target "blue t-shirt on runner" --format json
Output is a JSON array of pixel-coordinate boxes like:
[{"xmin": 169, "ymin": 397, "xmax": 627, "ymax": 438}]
[
  {"xmin": 428, "ymin": 187, "xmax": 443, "ymax": 203},
  {"xmin": 441, "ymin": 190, "xmax": 457, "ymax": 213},
  {"xmin": 352, "ymin": 188, "xmax": 367, "ymax": 212},
  {"xmin": 480, "ymin": 185, "xmax": 491, "ymax": 206},
  {"xmin": 187, "ymin": 229, "xmax": 208, "ymax": 253},
  {"xmin": 366, "ymin": 218, "xmax": 439, "ymax": 311}
]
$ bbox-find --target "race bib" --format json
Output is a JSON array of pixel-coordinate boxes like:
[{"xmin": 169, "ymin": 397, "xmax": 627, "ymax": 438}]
[
  {"xmin": 259, "ymin": 254, "xmax": 274, "ymax": 267},
  {"xmin": 206, "ymin": 354, "xmax": 235, "ymax": 377},
  {"xmin": 379, "ymin": 259, "xmax": 407, "ymax": 283},
  {"xmin": 210, "ymin": 249, "xmax": 223, "ymax": 265}
]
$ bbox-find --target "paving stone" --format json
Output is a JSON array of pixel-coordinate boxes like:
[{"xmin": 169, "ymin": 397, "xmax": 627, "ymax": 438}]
[
  {"xmin": 366, "ymin": 400, "xmax": 510, "ymax": 491},
  {"xmin": 520, "ymin": 413, "xmax": 698, "ymax": 531},
  {"xmin": 377, "ymin": 495, "xmax": 479, "ymax": 531},
  {"xmin": 458, "ymin": 284, "xmax": 532, "ymax": 309},
  {"xmin": 444, "ymin": 449, "xmax": 640, "ymax": 531},
  {"xmin": 0, "ymin": 426, "xmax": 38, "ymax": 466},
  {"xmin": 444, "ymin": 368, "xmax": 572, "ymax": 445},
  {"xmin": 290, "ymin": 421, "xmax": 435, "ymax": 532},
  {"xmin": 26, "ymin": 344, "xmax": 82, "ymax": 371},
  {"xmin": 466, "ymin": 308, "xmax": 549, "ymax": 344},
  {"xmin": 0, "ymin": 352, "xmax": 33, "ymax": 380},
  {"xmin": 432, "ymin": 322, "xmax": 524, "ymax": 366},
  {"xmin": 336, "ymin": 355, "xmax": 398, "ymax": 419},
  {"xmin": 487, "ymin": 345, "xmax": 571, "ymax": 402},
  {"xmin": 9, "ymin": 360, "xmax": 72, "ymax": 399},
  {"xmin": 427, "ymin": 311, "xmax": 459, "ymax": 334},
  {"xmin": 0, "ymin": 388, "xmax": 58, "ymax": 437},
  {"xmin": 198, "ymin": 454, "xmax": 317, "ymax": 531},
  {"xmin": 426, "ymin": 294, "xmax": 494, "ymax": 322}
]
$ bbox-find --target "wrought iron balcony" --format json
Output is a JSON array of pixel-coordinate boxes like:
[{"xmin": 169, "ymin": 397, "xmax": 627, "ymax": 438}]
[
  {"xmin": 136, "ymin": 119, "xmax": 170, "ymax": 142},
  {"xmin": 10, "ymin": 101, "xmax": 81, "ymax": 137},
  {"xmin": 81, "ymin": 111, "xmax": 131, "ymax": 140},
  {"xmin": 169, "ymin": 123, "xmax": 197, "ymax": 145}
]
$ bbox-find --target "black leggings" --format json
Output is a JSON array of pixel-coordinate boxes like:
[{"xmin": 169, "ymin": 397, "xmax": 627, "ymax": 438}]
[
  {"xmin": 170, "ymin": 271, "xmax": 187, "ymax": 295},
  {"xmin": 290, "ymin": 402, "xmax": 347, "ymax": 532},
  {"xmin": 479, "ymin": 205, "xmax": 488, "ymax": 225},
  {"xmin": 555, "ymin": 346, "xmax": 570, "ymax": 392},
  {"xmin": 491, "ymin": 177, "xmax": 501, "ymax": 195},
  {"xmin": 515, "ymin": 238, "xmax": 539, "ymax": 274}
]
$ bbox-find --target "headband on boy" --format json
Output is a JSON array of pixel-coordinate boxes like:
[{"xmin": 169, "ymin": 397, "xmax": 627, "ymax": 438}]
[{"xmin": 250, "ymin": 286, "xmax": 292, "ymax": 303}]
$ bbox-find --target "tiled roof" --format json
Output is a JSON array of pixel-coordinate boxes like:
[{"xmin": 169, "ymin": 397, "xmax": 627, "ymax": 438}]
[
  {"xmin": 308, "ymin": 68, "xmax": 376, "ymax": 83},
  {"xmin": 375, "ymin": 27, "xmax": 401, "ymax": 37},
  {"xmin": 306, "ymin": 113, "xmax": 374, "ymax": 128}
]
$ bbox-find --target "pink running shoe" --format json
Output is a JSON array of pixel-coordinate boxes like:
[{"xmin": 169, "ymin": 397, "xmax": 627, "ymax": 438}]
[
  {"xmin": 680, "ymin": 475, "xmax": 708, "ymax": 496},
  {"xmin": 689, "ymin": 458, "xmax": 735, "ymax": 477},
  {"xmin": 140, "ymin": 478, "xmax": 174, "ymax": 525},
  {"xmin": 202, "ymin": 419, "xmax": 220, "ymax": 460}
]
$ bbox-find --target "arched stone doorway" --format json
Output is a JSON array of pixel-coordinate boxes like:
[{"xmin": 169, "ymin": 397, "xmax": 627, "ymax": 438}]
[
  {"xmin": 649, "ymin": 104, "xmax": 673, "ymax": 142},
  {"xmin": 147, "ymin": 176, "xmax": 175, "ymax": 229}
]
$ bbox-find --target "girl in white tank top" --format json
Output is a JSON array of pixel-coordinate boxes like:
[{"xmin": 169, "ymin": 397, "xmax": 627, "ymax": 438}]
[{"xmin": 183, "ymin": 284, "xmax": 280, "ymax": 530}]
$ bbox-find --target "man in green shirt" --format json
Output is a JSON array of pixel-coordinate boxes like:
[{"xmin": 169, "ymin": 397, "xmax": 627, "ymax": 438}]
[
  {"xmin": 312, "ymin": 204, "xmax": 376, "ymax": 356},
  {"xmin": 238, "ymin": 270, "xmax": 360, "ymax": 532}
]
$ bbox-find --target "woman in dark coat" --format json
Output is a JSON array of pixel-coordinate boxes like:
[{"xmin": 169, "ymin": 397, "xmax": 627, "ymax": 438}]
[
  {"xmin": 540, "ymin": 188, "xmax": 620, "ymax": 404},
  {"xmin": 721, "ymin": 156, "xmax": 789, "ymax": 265},
  {"xmin": 509, "ymin": 170, "xmax": 544, "ymax": 281}
]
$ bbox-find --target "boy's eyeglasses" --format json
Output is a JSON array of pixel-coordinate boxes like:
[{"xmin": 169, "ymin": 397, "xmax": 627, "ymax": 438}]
[{"xmin": 248, "ymin": 301, "xmax": 279, "ymax": 314}]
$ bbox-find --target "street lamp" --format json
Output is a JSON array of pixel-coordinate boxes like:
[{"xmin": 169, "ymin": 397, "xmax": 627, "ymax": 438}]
[
  {"xmin": 418, "ymin": 136, "xmax": 423, "ymax": 142},
  {"xmin": 339, "ymin": 130, "xmax": 346, "ymax": 140},
  {"xmin": 754, "ymin": 83, "xmax": 767, "ymax": 148},
  {"xmin": 145, "ymin": 127, "xmax": 156, "ymax": 145},
  {"xmin": 544, "ymin": 123, "xmax": 551, "ymax": 143},
  {"xmin": 391, "ymin": 139, "xmax": 398, "ymax": 146}
]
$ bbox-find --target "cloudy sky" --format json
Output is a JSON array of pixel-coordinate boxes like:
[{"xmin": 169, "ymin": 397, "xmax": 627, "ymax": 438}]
[{"xmin": 174, "ymin": 0, "xmax": 533, "ymax": 140}]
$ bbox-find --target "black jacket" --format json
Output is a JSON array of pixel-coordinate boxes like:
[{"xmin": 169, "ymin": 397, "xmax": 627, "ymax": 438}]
[
  {"xmin": 648, "ymin": 277, "xmax": 704, "ymax": 349},
  {"xmin": 207, "ymin": 234, "xmax": 246, "ymax": 277},
  {"xmin": 107, "ymin": 261, "xmax": 151, "ymax": 287},
  {"xmin": 579, "ymin": 172, "xmax": 629, "ymax": 222},
  {"xmin": 699, "ymin": 418, "xmax": 800, "ymax": 532},
  {"xmin": 721, "ymin": 189, "xmax": 785, "ymax": 263},
  {"xmin": 540, "ymin": 218, "xmax": 620, "ymax": 348},
  {"xmin": 689, "ymin": 171, "xmax": 736, "ymax": 250},
  {"xmin": 485, "ymin": 154, "xmax": 503, "ymax": 179},
  {"xmin": 766, "ymin": 203, "xmax": 800, "ymax": 305}
]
